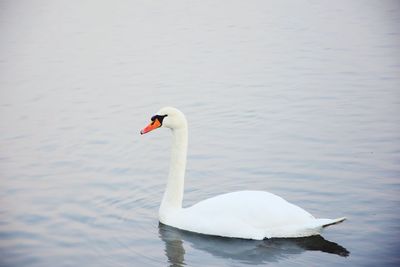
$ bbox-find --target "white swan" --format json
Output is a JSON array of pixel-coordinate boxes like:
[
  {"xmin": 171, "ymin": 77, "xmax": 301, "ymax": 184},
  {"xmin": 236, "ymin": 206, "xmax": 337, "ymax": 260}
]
[{"xmin": 140, "ymin": 107, "xmax": 346, "ymax": 240}]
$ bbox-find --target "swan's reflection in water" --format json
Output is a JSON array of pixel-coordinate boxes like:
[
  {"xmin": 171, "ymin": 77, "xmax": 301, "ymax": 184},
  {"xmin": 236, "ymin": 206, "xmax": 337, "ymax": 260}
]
[{"xmin": 159, "ymin": 223, "xmax": 349, "ymax": 266}]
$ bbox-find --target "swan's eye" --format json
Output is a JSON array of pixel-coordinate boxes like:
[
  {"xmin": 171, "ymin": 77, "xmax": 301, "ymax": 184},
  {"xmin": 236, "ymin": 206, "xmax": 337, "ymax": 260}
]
[{"xmin": 151, "ymin": 114, "xmax": 168, "ymax": 125}]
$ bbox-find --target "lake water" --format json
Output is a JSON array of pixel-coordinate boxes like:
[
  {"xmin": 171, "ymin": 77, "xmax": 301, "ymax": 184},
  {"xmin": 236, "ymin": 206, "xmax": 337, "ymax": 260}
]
[{"xmin": 0, "ymin": 1, "xmax": 399, "ymax": 266}]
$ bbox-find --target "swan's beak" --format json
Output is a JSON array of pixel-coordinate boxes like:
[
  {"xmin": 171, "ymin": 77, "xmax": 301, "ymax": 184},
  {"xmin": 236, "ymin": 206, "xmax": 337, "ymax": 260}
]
[{"xmin": 140, "ymin": 119, "xmax": 161, "ymax": 135}]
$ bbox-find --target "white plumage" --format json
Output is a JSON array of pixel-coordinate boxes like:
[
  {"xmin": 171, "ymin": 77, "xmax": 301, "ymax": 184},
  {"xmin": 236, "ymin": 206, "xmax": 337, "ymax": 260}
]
[{"xmin": 141, "ymin": 107, "xmax": 345, "ymax": 240}]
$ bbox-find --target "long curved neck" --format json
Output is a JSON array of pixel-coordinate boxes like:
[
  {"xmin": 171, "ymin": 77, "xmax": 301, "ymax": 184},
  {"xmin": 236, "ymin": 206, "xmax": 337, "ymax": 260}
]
[{"xmin": 160, "ymin": 126, "xmax": 188, "ymax": 212}]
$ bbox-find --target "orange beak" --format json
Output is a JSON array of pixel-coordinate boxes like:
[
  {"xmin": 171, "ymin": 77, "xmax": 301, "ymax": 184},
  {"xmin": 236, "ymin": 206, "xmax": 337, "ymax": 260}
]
[{"xmin": 140, "ymin": 119, "xmax": 161, "ymax": 135}]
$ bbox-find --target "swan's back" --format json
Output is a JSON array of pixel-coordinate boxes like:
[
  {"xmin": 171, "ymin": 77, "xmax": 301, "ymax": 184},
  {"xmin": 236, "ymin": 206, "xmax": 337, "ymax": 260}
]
[{"xmin": 190, "ymin": 190, "xmax": 314, "ymax": 226}]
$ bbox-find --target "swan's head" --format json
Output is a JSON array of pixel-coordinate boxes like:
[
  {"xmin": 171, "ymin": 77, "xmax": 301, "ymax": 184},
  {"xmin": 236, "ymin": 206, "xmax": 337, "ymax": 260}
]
[{"xmin": 140, "ymin": 107, "xmax": 187, "ymax": 135}]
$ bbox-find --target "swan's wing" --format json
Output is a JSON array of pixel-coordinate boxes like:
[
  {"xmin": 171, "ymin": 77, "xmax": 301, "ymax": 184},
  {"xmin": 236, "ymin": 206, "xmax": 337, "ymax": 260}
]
[
  {"xmin": 174, "ymin": 191, "xmax": 316, "ymax": 239},
  {"xmin": 188, "ymin": 190, "xmax": 314, "ymax": 222}
]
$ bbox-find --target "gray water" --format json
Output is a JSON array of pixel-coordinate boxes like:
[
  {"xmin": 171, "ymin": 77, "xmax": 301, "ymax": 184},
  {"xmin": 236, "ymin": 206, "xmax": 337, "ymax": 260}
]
[{"xmin": 1, "ymin": 1, "xmax": 400, "ymax": 266}]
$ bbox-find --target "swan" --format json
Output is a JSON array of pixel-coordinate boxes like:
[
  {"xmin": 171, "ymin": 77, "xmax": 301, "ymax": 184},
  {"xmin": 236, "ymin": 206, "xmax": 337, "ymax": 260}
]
[{"xmin": 140, "ymin": 107, "xmax": 346, "ymax": 240}]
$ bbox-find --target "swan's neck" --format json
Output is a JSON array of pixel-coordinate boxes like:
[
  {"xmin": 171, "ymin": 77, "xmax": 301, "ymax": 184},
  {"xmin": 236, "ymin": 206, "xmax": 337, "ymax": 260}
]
[{"xmin": 160, "ymin": 126, "xmax": 188, "ymax": 214}]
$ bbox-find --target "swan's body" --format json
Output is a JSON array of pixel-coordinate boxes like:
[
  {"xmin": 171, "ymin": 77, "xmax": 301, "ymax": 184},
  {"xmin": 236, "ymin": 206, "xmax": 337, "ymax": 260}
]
[
  {"xmin": 140, "ymin": 107, "xmax": 345, "ymax": 240},
  {"xmin": 161, "ymin": 191, "xmax": 345, "ymax": 239}
]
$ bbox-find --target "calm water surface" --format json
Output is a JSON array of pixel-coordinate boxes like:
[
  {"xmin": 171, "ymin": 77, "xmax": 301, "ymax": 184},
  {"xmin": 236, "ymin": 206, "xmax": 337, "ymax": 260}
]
[{"xmin": 0, "ymin": 1, "xmax": 400, "ymax": 266}]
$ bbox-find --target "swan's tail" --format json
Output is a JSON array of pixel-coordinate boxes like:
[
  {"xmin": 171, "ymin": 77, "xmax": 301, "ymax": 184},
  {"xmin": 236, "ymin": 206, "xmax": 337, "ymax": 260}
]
[
  {"xmin": 321, "ymin": 217, "xmax": 346, "ymax": 228},
  {"xmin": 265, "ymin": 217, "xmax": 346, "ymax": 238}
]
